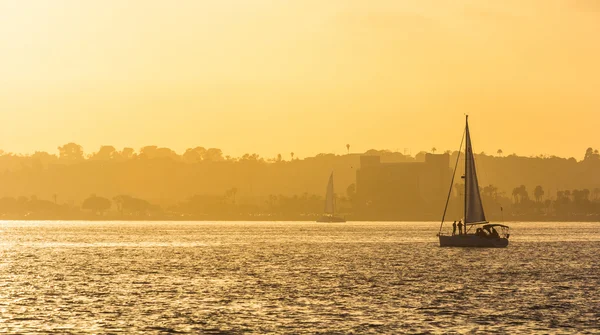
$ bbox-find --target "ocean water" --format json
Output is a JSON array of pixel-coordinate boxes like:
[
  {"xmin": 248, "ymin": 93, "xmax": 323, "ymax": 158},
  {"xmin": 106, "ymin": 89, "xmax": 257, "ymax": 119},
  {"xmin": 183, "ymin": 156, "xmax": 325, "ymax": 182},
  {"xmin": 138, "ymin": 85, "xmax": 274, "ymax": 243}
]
[{"xmin": 0, "ymin": 221, "xmax": 599, "ymax": 334}]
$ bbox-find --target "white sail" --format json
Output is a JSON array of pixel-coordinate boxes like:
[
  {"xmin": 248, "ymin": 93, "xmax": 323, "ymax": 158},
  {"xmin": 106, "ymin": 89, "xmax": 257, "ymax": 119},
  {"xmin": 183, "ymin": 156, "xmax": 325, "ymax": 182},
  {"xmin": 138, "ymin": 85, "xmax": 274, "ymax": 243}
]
[
  {"xmin": 464, "ymin": 117, "xmax": 487, "ymax": 224},
  {"xmin": 324, "ymin": 172, "xmax": 335, "ymax": 214}
]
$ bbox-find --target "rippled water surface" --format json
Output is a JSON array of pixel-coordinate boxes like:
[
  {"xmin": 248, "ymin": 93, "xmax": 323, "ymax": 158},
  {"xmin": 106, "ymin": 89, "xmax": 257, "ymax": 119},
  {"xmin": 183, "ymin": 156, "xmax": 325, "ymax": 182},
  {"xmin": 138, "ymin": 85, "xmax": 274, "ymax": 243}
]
[{"xmin": 1, "ymin": 221, "xmax": 599, "ymax": 334}]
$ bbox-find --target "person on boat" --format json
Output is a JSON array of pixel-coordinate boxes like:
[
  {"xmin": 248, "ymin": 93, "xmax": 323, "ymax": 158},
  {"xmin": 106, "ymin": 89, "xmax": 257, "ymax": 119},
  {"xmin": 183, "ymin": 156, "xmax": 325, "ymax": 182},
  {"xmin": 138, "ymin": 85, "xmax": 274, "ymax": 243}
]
[
  {"xmin": 476, "ymin": 228, "xmax": 483, "ymax": 237},
  {"xmin": 452, "ymin": 221, "xmax": 457, "ymax": 236},
  {"xmin": 490, "ymin": 227, "xmax": 500, "ymax": 238},
  {"xmin": 457, "ymin": 220, "xmax": 463, "ymax": 235}
]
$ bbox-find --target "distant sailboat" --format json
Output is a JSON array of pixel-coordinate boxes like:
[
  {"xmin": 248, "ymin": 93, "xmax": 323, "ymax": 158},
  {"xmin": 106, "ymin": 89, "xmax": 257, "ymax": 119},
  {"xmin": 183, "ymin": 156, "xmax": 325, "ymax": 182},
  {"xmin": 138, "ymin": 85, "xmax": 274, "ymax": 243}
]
[
  {"xmin": 438, "ymin": 116, "xmax": 510, "ymax": 247},
  {"xmin": 317, "ymin": 172, "xmax": 346, "ymax": 223}
]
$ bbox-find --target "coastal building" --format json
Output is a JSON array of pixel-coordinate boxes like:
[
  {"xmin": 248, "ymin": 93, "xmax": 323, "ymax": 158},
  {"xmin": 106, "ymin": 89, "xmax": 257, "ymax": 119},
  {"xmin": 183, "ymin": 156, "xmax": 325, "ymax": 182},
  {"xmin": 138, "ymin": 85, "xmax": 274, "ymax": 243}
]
[{"xmin": 355, "ymin": 153, "xmax": 451, "ymax": 220}]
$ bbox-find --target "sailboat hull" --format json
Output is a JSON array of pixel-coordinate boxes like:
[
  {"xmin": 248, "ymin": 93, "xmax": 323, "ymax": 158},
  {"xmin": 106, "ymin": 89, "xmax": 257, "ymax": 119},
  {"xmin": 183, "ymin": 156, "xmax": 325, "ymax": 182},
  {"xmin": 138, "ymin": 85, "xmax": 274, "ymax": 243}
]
[
  {"xmin": 316, "ymin": 216, "xmax": 346, "ymax": 223},
  {"xmin": 439, "ymin": 235, "xmax": 508, "ymax": 248}
]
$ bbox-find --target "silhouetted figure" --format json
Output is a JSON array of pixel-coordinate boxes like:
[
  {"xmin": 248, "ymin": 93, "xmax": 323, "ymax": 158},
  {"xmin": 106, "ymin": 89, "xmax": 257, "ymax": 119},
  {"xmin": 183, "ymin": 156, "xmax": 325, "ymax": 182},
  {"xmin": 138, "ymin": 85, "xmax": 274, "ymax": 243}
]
[
  {"xmin": 458, "ymin": 220, "xmax": 463, "ymax": 235},
  {"xmin": 476, "ymin": 228, "xmax": 485, "ymax": 237},
  {"xmin": 452, "ymin": 221, "xmax": 457, "ymax": 236},
  {"xmin": 490, "ymin": 227, "xmax": 500, "ymax": 238}
]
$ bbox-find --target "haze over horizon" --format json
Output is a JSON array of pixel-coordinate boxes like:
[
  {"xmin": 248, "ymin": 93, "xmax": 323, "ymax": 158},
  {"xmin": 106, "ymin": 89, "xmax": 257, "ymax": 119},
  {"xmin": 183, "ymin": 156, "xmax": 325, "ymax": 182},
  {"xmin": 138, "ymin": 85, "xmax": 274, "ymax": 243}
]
[{"xmin": 1, "ymin": 0, "xmax": 599, "ymax": 159}]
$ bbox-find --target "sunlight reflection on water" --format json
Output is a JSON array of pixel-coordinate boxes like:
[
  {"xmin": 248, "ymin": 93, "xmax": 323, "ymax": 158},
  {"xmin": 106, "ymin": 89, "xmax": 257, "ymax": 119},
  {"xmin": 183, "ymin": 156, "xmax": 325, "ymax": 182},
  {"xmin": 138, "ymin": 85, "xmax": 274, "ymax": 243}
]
[{"xmin": 0, "ymin": 221, "xmax": 598, "ymax": 334}]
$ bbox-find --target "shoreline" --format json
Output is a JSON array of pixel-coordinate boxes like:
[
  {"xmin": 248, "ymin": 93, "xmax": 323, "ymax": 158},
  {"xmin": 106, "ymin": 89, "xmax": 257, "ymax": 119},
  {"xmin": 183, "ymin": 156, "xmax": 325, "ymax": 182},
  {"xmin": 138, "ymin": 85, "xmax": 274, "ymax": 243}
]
[{"xmin": 1, "ymin": 215, "xmax": 599, "ymax": 223}]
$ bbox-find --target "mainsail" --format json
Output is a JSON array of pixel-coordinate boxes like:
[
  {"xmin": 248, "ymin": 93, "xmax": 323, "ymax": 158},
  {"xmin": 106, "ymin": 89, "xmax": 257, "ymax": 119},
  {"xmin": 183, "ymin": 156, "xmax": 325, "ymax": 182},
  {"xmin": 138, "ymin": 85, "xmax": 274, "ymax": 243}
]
[
  {"xmin": 324, "ymin": 172, "xmax": 335, "ymax": 214},
  {"xmin": 464, "ymin": 117, "xmax": 487, "ymax": 224}
]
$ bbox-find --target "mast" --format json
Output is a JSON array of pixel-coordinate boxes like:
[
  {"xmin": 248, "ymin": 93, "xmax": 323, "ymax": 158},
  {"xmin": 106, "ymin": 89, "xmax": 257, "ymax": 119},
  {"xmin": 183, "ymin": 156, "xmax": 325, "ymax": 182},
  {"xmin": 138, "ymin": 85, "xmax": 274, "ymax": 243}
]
[
  {"xmin": 464, "ymin": 115, "xmax": 469, "ymax": 225},
  {"xmin": 324, "ymin": 171, "xmax": 335, "ymax": 216},
  {"xmin": 332, "ymin": 172, "xmax": 335, "ymax": 216},
  {"xmin": 440, "ymin": 115, "xmax": 487, "ymax": 235}
]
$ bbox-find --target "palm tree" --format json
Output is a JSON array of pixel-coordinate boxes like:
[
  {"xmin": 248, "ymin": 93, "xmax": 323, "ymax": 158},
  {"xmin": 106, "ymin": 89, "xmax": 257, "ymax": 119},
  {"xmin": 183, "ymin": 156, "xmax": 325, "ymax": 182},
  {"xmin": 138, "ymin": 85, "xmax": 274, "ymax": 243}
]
[
  {"xmin": 290, "ymin": 152, "xmax": 295, "ymax": 161},
  {"xmin": 512, "ymin": 187, "xmax": 520, "ymax": 204},
  {"xmin": 511, "ymin": 185, "xmax": 528, "ymax": 204},
  {"xmin": 231, "ymin": 187, "xmax": 238, "ymax": 205},
  {"xmin": 534, "ymin": 185, "xmax": 544, "ymax": 203},
  {"xmin": 593, "ymin": 188, "xmax": 600, "ymax": 201},
  {"xmin": 483, "ymin": 185, "xmax": 498, "ymax": 200},
  {"xmin": 431, "ymin": 147, "xmax": 437, "ymax": 154},
  {"xmin": 497, "ymin": 149, "xmax": 503, "ymax": 157},
  {"xmin": 224, "ymin": 188, "xmax": 238, "ymax": 205},
  {"xmin": 519, "ymin": 185, "xmax": 529, "ymax": 202},
  {"xmin": 346, "ymin": 144, "xmax": 350, "ymax": 155}
]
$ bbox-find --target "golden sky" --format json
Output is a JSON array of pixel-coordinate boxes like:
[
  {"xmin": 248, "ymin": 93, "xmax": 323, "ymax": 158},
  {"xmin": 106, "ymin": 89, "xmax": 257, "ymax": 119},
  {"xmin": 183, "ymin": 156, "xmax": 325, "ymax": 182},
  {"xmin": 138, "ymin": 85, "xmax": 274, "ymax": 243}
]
[{"xmin": 1, "ymin": 0, "xmax": 599, "ymax": 159}]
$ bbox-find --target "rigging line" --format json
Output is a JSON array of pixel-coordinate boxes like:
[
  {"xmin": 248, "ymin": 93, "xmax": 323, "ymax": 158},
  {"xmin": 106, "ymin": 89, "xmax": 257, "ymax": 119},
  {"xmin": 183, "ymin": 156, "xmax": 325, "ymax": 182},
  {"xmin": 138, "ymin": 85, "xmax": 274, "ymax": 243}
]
[{"xmin": 438, "ymin": 127, "xmax": 466, "ymax": 235}]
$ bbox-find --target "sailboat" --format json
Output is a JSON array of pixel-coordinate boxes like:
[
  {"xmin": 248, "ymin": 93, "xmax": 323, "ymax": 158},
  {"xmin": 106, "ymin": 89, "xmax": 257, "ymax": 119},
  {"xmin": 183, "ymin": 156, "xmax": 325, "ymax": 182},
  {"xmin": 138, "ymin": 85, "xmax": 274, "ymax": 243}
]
[
  {"xmin": 438, "ymin": 116, "xmax": 510, "ymax": 247},
  {"xmin": 317, "ymin": 172, "xmax": 346, "ymax": 223}
]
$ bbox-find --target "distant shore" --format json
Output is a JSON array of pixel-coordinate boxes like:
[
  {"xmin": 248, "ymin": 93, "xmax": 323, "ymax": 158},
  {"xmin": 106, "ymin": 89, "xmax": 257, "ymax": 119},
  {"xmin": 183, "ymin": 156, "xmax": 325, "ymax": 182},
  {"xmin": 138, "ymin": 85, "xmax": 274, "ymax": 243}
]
[{"xmin": 2, "ymin": 213, "xmax": 599, "ymax": 223}]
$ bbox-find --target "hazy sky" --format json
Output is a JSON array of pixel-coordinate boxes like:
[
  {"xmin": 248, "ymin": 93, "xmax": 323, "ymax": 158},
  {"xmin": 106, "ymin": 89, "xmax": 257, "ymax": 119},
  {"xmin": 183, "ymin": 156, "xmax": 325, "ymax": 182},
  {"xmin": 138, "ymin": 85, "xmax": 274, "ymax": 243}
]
[{"xmin": 1, "ymin": 0, "xmax": 599, "ymax": 159}]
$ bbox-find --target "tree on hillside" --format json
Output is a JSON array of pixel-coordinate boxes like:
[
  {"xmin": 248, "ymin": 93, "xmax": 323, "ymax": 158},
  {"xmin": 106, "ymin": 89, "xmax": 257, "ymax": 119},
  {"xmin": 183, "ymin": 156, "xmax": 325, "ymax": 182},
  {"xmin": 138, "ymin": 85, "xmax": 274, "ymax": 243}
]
[
  {"xmin": 82, "ymin": 195, "xmax": 111, "ymax": 215},
  {"xmin": 113, "ymin": 195, "xmax": 152, "ymax": 216},
  {"xmin": 121, "ymin": 148, "xmax": 136, "ymax": 160},
  {"xmin": 290, "ymin": 152, "xmax": 295, "ymax": 160},
  {"xmin": 183, "ymin": 147, "xmax": 207, "ymax": 163},
  {"xmin": 497, "ymin": 149, "xmax": 503, "ymax": 157},
  {"xmin": 31, "ymin": 151, "xmax": 58, "ymax": 167},
  {"xmin": 415, "ymin": 151, "xmax": 428, "ymax": 162},
  {"xmin": 140, "ymin": 146, "xmax": 179, "ymax": 160},
  {"xmin": 205, "ymin": 148, "xmax": 224, "ymax": 162},
  {"xmin": 431, "ymin": 147, "xmax": 437, "ymax": 154},
  {"xmin": 139, "ymin": 146, "xmax": 156, "ymax": 159},
  {"xmin": 241, "ymin": 153, "xmax": 262, "ymax": 162},
  {"xmin": 584, "ymin": 147, "xmax": 600, "ymax": 161},
  {"xmin": 58, "ymin": 143, "xmax": 84, "ymax": 161},
  {"xmin": 90, "ymin": 146, "xmax": 117, "ymax": 160}
]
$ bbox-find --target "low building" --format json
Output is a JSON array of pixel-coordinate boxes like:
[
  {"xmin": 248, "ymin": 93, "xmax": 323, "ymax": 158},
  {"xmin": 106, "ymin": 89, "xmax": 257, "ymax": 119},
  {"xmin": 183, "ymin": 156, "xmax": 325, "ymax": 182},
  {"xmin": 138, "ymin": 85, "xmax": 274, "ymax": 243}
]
[{"xmin": 355, "ymin": 154, "xmax": 451, "ymax": 220}]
